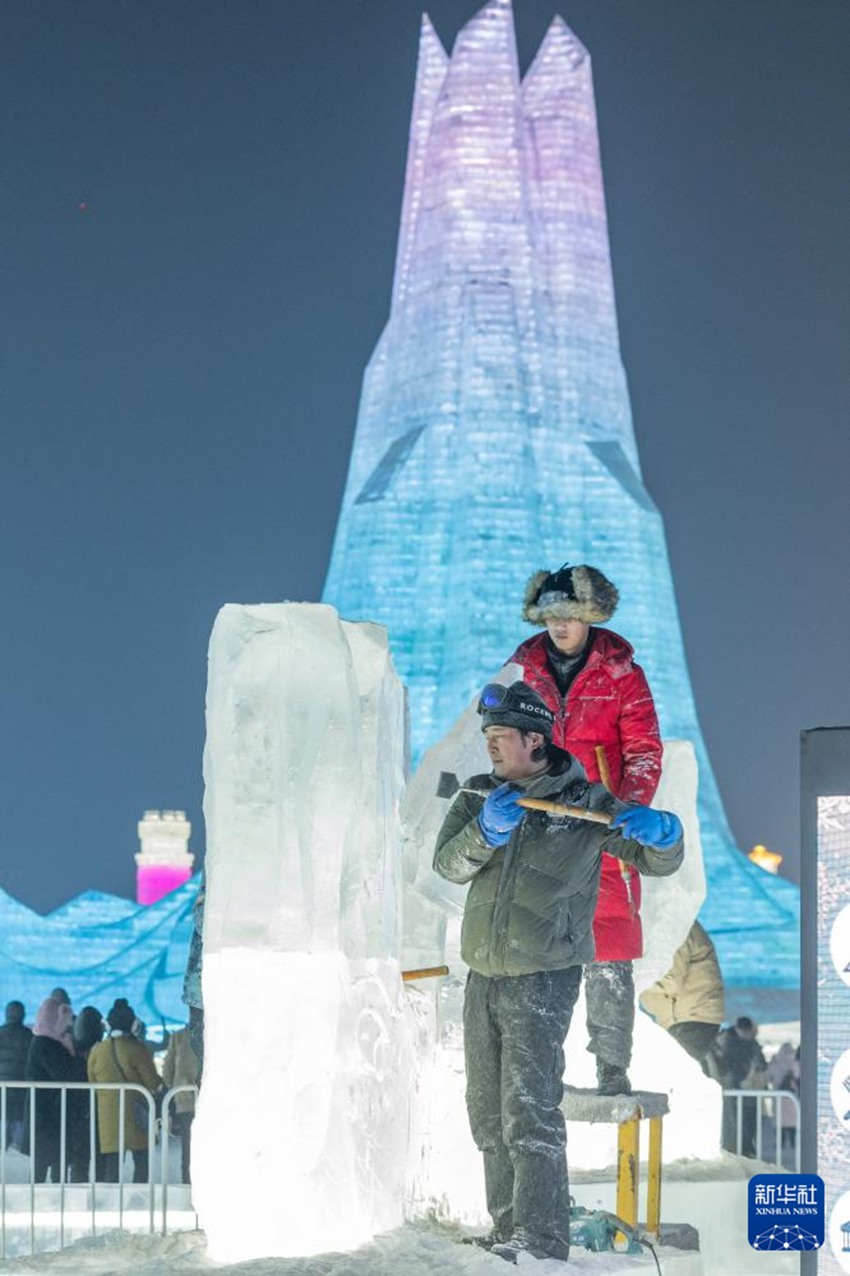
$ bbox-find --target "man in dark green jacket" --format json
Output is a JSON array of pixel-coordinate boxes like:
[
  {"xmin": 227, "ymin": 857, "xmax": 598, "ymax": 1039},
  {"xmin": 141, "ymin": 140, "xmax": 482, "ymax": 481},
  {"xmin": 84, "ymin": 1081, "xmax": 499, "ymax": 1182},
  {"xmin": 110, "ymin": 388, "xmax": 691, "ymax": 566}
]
[{"xmin": 433, "ymin": 681, "xmax": 683, "ymax": 1264}]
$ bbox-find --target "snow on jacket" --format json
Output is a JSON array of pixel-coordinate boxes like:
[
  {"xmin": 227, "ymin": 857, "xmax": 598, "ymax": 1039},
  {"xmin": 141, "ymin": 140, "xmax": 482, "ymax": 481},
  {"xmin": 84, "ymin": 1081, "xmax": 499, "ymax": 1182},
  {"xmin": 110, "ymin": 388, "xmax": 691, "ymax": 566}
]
[
  {"xmin": 433, "ymin": 746, "xmax": 682, "ymax": 978},
  {"xmin": 508, "ymin": 627, "xmax": 663, "ymax": 960},
  {"xmin": 87, "ymin": 1032, "xmax": 162, "ymax": 1153},
  {"xmin": 639, "ymin": 921, "xmax": 725, "ymax": 1029}
]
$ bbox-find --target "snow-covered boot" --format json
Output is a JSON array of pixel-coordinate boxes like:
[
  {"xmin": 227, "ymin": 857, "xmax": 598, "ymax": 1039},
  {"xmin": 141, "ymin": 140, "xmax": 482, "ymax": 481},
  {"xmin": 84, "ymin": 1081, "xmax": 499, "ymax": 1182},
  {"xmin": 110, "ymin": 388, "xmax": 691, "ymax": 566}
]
[
  {"xmin": 461, "ymin": 1228, "xmax": 509, "ymax": 1251},
  {"xmin": 491, "ymin": 1228, "xmax": 570, "ymax": 1264},
  {"xmin": 597, "ymin": 1062, "xmax": 632, "ymax": 1095}
]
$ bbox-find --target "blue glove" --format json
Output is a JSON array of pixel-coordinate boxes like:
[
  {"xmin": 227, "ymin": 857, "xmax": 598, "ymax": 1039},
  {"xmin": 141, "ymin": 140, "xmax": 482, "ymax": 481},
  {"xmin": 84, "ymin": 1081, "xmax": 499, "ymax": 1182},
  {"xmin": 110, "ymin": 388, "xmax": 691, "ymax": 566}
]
[
  {"xmin": 478, "ymin": 783, "xmax": 525, "ymax": 847},
  {"xmin": 611, "ymin": 805, "xmax": 682, "ymax": 849}
]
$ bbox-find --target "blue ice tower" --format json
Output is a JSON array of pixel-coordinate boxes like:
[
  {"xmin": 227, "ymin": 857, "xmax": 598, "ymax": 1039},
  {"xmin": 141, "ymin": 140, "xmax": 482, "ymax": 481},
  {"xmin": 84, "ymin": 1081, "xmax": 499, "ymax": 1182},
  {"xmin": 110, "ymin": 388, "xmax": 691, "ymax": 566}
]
[{"xmin": 322, "ymin": 0, "xmax": 798, "ymax": 1014}]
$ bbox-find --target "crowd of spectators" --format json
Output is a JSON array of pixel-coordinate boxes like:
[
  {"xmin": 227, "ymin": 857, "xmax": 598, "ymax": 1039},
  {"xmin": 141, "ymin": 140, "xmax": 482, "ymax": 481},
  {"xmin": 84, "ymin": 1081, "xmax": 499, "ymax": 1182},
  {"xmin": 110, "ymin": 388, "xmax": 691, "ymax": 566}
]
[
  {"xmin": 637, "ymin": 922, "xmax": 801, "ymax": 1162},
  {"xmin": 0, "ymin": 994, "xmax": 199, "ymax": 1184},
  {"xmin": 711, "ymin": 1016, "xmax": 801, "ymax": 1160},
  {"xmin": 0, "ymin": 991, "xmax": 801, "ymax": 1180}
]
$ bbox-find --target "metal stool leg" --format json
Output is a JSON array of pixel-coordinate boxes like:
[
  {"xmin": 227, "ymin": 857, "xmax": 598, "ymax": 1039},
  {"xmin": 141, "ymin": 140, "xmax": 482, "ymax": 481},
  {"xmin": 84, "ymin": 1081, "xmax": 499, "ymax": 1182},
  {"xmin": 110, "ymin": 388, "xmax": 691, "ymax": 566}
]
[
  {"xmin": 616, "ymin": 1116, "xmax": 640, "ymax": 1229},
  {"xmin": 646, "ymin": 1115, "xmax": 663, "ymax": 1238}
]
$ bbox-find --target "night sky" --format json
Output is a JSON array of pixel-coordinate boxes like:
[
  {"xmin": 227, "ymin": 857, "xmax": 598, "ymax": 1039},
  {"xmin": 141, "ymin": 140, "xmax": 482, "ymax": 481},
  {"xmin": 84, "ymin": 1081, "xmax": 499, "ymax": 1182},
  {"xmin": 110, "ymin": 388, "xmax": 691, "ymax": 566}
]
[{"xmin": 2, "ymin": 1, "xmax": 848, "ymax": 912}]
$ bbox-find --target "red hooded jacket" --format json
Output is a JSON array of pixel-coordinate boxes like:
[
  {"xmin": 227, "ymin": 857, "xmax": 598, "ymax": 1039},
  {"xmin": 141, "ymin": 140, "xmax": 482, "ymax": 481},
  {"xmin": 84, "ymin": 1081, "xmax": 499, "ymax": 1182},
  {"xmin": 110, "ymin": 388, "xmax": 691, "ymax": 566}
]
[{"xmin": 508, "ymin": 628, "xmax": 662, "ymax": 960}]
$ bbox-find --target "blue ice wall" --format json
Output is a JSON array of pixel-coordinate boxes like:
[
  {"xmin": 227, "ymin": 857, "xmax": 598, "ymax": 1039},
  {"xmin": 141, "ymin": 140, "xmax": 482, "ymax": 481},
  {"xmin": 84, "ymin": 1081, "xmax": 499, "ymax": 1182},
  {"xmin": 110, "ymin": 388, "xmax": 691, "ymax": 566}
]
[
  {"xmin": 322, "ymin": 2, "xmax": 799, "ymax": 1010},
  {"xmin": 0, "ymin": 878, "xmax": 197, "ymax": 1030}
]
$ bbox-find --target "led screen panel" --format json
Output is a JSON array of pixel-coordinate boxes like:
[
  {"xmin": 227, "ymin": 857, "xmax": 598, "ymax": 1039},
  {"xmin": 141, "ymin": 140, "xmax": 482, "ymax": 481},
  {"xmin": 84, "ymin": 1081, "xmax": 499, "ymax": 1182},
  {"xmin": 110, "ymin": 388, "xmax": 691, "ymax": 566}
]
[{"xmin": 802, "ymin": 728, "xmax": 850, "ymax": 1273}]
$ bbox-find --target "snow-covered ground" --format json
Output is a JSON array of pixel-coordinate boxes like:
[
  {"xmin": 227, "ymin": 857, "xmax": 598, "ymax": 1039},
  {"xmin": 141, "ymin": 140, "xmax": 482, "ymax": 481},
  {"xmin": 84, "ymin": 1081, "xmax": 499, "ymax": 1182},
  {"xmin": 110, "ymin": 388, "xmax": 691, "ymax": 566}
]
[
  {"xmin": 0, "ymin": 1152, "xmax": 799, "ymax": 1276},
  {"xmin": 0, "ymin": 1203, "xmax": 798, "ymax": 1276},
  {"xmin": 0, "ymin": 1222, "xmax": 698, "ymax": 1276}
]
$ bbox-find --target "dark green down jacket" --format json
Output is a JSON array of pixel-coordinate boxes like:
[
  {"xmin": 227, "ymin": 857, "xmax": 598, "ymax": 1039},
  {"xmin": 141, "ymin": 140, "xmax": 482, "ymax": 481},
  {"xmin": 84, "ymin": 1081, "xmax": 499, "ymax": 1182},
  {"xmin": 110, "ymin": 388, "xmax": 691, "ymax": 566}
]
[{"xmin": 433, "ymin": 747, "xmax": 683, "ymax": 978}]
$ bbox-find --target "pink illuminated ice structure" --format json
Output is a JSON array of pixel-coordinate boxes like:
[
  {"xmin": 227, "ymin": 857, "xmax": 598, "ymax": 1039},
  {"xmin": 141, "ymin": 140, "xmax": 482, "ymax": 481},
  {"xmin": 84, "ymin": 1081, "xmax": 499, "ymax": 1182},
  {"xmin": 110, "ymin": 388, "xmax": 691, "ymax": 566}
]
[{"xmin": 135, "ymin": 809, "xmax": 194, "ymax": 905}]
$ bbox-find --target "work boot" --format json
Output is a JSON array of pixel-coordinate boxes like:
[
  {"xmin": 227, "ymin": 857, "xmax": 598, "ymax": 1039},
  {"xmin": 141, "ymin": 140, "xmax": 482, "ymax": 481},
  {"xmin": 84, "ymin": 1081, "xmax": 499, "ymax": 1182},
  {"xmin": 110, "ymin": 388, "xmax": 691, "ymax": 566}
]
[
  {"xmin": 597, "ymin": 1062, "xmax": 632, "ymax": 1096},
  {"xmin": 460, "ymin": 1229, "xmax": 506, "ymax": 1251},
  {"xmin": 491, "ymin": 1228, "xmax": 570, "ymax": 1264},
  {"xmin": 461, "ymin": 1215, "xmax": 512, "ymax": 1250}
]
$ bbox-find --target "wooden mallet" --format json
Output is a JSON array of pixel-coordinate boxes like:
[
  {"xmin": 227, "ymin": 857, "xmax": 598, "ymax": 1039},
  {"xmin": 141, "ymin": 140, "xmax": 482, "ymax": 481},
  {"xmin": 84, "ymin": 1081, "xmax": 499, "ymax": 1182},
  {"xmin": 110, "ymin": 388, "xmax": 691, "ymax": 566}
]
[{"xmin": 436, "ymin": 771, "xmax": 612, "ymax": 826}]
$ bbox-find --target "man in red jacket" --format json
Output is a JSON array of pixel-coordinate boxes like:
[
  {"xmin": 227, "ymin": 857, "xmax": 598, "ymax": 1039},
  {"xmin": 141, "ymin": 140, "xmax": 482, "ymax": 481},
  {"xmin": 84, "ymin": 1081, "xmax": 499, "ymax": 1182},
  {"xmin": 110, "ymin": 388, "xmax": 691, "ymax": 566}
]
[{"xmin": 507, "ymin": 563, "xmax": 663, "ymax": 1095}]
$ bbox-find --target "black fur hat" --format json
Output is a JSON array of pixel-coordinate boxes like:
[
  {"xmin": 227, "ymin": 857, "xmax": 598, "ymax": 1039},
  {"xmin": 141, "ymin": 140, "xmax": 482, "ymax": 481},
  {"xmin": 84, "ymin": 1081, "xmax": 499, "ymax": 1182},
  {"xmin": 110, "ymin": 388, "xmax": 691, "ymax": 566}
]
[{"xmin": 522, "ymin": 563, "xmax": 619, "ymax": 626}]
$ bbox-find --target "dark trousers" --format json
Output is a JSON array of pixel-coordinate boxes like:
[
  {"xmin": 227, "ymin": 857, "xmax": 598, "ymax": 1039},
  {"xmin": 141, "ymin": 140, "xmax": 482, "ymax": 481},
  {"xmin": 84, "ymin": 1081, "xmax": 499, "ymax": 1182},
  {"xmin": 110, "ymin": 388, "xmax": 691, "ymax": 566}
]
[
  {"xmin": 3, "ymin": 1098, "xmax": 25, "ymax": 1150},
  {"xmin": 69, "ymin": 1150, "xmax": 108, "ymax": 1182},
  {"xmin": 668, "ymin": 1021, "xmax": 721, "ymax": 1070},
  {"xmin": 584, "ymin": 959, "xmax": 634, "ymax": 1071},
  {"xmin": 722, "ymin": 1096, "xmax": 759, "ymax": 1158},
  {"xmin": 101, "ymin": 1149, "xmax": 149, "ymax": 1183},
  {"xmin": 34, "ymin": 1144, "xmax": 61, "ymax": 1183},
  {"xmin": 171, "ymin": 1111, "xmax": 194, "ymax": 1183},
  {"xmin": 464, "ymin": 967, "xmax": 581, "ymax": 1257},
  {"xmin": 5, "ymin": 1117, "xmax": 24, "ymax": 1150}
]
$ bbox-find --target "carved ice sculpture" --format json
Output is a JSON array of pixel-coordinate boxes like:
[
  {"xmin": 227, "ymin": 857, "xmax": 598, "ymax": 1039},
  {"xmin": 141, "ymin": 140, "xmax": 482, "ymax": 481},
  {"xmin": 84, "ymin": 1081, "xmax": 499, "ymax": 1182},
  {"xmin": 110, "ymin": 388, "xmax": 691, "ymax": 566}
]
[{"xmin": 191, "ymin": 604, "xmax": 411, "ymax": 1261}]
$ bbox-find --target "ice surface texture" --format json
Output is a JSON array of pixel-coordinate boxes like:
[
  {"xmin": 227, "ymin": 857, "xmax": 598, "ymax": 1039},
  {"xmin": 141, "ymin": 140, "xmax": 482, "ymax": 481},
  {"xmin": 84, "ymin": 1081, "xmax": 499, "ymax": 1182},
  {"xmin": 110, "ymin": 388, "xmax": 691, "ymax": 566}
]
[
  {"xmin": 192, "ymin": 604, "xmax": 412, "ymax": 1261},
  {"xmin": 321, "ymin": 0, "xmax": 798, "ymax": 1000}
]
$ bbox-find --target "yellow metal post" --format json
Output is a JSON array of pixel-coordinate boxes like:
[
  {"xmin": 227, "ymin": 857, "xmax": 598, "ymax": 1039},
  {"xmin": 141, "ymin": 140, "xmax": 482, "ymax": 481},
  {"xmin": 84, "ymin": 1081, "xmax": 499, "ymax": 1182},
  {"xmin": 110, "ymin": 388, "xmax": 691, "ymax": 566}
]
[
  {"xmin": 646, "ymin": 1115, "xmax": 663, "ymax": 1237},
  {"xmin": 616, "ymin": 1116, "xmax": 640, "ymax": 1230}
]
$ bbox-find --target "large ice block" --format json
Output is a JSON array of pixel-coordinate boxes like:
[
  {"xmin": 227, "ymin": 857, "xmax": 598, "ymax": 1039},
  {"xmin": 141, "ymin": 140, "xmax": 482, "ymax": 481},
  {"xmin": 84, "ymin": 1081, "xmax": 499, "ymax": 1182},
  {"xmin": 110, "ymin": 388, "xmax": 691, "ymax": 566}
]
[{"xmin": 192, "ymin": 604, "xmax": 412, "ymax": 1261}]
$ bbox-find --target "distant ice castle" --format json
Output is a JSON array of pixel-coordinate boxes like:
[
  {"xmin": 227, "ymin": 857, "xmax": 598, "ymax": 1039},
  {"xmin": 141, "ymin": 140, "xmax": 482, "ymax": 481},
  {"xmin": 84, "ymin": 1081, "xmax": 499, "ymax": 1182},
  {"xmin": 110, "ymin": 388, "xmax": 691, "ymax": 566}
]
[{"xmin": 322, "ymin": 0, "xmax": 799, "ymax": 1014}]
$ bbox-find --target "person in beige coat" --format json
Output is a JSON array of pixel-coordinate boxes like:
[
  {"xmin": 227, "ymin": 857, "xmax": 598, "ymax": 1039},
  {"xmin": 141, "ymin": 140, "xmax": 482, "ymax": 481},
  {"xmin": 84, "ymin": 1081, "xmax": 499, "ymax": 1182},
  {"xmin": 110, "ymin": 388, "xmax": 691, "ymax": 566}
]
[
  {"xmin": 86, "ymin": 998, "xmax": 162, "ymax": 1182},
  {"xmin": 162, "ymin": 1026, "xmax": 199, "ymax": 1183},
  {"xmin": 639, "ymin": 920, "xmax": 725, "ymax": 1073}
]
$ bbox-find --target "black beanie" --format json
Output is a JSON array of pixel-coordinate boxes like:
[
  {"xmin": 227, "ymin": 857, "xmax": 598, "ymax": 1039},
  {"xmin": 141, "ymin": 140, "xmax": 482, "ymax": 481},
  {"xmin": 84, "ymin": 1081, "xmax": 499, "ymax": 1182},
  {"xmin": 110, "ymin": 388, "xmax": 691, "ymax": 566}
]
[
  {"xmin": 107, "ymin": 998, "xmax": 135, "ymax": 1033},
  {"xmin": 74, "ymin": 1006, "xmax": 105, "ymax": 1052},
  {"xmin": 478, "ymin": 681, "xmax": 555, "ymax": 739}
]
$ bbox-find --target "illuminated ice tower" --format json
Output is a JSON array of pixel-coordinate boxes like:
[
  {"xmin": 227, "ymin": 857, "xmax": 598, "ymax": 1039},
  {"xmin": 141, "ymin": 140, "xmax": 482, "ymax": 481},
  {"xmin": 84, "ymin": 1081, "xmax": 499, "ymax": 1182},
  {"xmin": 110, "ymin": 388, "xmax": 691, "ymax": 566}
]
[
  {"xmin": 135, "ymin": 809, "xmax": 194, "ymax": 905},
  {"xmin": 323, "ymin": 0, "xmax": 798, "ymax": 1008}
]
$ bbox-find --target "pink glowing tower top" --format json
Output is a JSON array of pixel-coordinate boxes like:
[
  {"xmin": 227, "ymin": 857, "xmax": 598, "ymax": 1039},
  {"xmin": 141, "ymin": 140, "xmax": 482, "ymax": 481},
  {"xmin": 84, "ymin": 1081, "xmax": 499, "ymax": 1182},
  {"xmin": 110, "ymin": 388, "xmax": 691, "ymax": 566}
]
[{"xmin": 135, "ymin": 809, "xmax": 194, "ymax": 905}]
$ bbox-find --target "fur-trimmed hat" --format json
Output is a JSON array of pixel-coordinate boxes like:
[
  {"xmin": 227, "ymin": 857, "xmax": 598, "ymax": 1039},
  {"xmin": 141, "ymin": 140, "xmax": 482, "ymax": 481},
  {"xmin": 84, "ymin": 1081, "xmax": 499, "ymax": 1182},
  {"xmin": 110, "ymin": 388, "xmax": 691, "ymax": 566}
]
[
  {"xmin": 477, "ymin": 681, "xmax": 555, "ymax": 739},
  {"xmin": 522, "ymin": 563, "xmax": 619, "ymax": 626}
]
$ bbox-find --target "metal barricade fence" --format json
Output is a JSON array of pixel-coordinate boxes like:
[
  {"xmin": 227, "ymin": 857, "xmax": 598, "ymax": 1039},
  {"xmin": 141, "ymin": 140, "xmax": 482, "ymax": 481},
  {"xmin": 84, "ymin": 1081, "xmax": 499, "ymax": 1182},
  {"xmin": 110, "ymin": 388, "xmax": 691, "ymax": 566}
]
[
  {"xmin": 159, "ymin": 1084, "xmax": 199, "ymax": 1234},
  {"xmin": 2, "ymin": 1080, "xmax": 801, "ymax": 1256},
  {"xmin": 0, "ymin": 1081, "xmax": 199, "ymax": 1259},
  {"xmin": 722, "ymin": 1088, "xmax": 802, "ymax": 1171}
]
